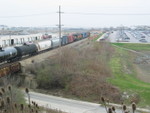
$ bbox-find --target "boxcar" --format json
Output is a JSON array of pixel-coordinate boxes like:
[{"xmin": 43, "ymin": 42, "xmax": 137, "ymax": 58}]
[
  {"xmin": 81, "ymin": 32, "xmax": 87, "ymax": 38},
  {"xmin": 78, "ymin": 34, "xmax": 83, "ymax": 40},
  {"xmin": 61, "ymin": 36, "xmax": 68, "ymax": 45},
  {"xmin": 73, "ymin": 33, "xmax": 79, "ymax": 41},
  {"xmin": 67, "ymin": 35, "xmax": 74, "ymax": 43}
]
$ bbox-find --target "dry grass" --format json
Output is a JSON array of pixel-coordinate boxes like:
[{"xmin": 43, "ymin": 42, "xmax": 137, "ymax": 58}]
[
  {"xmin": 100, "ymin": 96, "xmax": 137, "ymax": 113},
  {"xmin": 28, "ymin": 41, "xmax": 121, "ymax": 103}
]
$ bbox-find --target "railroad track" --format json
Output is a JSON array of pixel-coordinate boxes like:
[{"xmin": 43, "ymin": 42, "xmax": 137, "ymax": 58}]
[{"xmin": 0, "ymin": 38, "xmax": 88, "ymax": 77}]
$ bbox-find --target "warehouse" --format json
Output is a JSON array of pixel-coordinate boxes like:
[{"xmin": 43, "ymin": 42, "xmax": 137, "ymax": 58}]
[{"xmin": 0, "ymin": 34, "xmax": 43, "ymax": 47}]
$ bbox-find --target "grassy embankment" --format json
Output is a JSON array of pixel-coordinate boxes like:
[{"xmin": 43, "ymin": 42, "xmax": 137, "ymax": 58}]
[
  {"xmin": 112, "ymin": 43, "xmax": 150, "ymax": 51},
  {"xmin": 109, "ymin": 43, "xmax": 150, "ymax": 107},
  {"xmin": 92, "ymin": 33, "xmax": 104, "ymax": 41}
]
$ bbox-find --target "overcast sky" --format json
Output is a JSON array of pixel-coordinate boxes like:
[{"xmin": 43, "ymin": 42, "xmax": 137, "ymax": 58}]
[{"xmin": 0, "ymin": 0, "xmax": 150, "ymax": 28}]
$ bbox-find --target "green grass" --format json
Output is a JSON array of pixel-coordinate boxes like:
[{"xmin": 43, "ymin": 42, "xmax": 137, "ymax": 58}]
[
  {"xmin": 92, "ymin": 33, "xmax": 104, "ymax": 41},
  {"xmin": 109, "ymin": 47, "xmax": 150, "ymax": 107},
  {"xmin": 112, "ymin": 43, "xmax": 150, "ymax": 51}
]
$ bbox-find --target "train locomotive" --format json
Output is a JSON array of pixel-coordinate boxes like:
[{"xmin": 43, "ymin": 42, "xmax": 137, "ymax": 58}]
[{"xmin": 0, "ymin": 32, "xmax": 90, "ymax": 77}]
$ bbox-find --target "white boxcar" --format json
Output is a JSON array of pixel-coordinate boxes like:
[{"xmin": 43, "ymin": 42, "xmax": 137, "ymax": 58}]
[{"xmin": 35, "ymin": 40, "xmax": 52, "ymax": 52}]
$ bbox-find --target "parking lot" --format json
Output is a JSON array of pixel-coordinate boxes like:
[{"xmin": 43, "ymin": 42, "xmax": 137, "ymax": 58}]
[{"xmin": 109, "ymin": 30, "xmax": 150, "ymax": 43}]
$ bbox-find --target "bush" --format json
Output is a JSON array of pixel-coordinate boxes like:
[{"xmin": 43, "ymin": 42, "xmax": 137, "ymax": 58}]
[{"xmin": 31, "ymin": 42, "xmax": 121, "ymax": 103}]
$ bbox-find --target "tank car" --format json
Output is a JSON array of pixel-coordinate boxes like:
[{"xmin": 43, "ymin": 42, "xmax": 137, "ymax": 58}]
[
  {"xmin": 51, "ymin": 38, "xmax": 61, "ymax": 48},
  {"xmin": 0, "ymin": 47, "xmax": 18, "ymax": 63},
  {"xmin": 14, "ymin": 44, "xmax": 38, "ymax": 59},
  {"xmin": 35, "ymin": 40, "xmax": 52, "ymax": 52}
]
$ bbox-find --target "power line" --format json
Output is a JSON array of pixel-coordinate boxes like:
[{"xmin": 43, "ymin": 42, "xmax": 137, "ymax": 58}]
[
  {"xmin": 65, "ymin": 12, "xmax": 150, "ymax": 15},
  {"xmin": 0, "ymin": 12, "xmax": 55, "ymax": 18},
  {"xmin": 1, "ymin": 12, "xmax": 150, "ymax": 18}
]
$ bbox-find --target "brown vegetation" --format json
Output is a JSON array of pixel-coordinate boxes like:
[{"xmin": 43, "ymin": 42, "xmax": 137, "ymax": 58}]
[
  {"xmin": 100, "ymin": 97, "xmax": 137, "ymax": 113},
  {"xmin": 26, "ymin": 41, "xmax": 121, "ymax": 103}
]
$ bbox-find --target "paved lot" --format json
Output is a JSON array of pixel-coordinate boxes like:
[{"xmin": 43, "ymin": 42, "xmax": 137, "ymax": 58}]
[{"xmin": 108, "ymin": 30, "xmax": 150, "ymax": 43}]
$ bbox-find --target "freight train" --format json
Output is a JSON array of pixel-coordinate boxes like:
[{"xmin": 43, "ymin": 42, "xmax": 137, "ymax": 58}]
[{"xmin": 0, "ymin": 32, "xmax": 90, "ymax": 77}]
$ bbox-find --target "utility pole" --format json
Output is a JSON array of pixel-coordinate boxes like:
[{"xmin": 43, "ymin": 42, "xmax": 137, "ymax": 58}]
[
  {"xmin": 9, "ymin": 30, "xmax": 11, "ymax": 46},
  {"xmin": 59, "ymin": 5, "xmax": 61, "ymax": 40},
  {"xmin": 57, "ymin": 5, "xmax": 63, "ymax": 46}
]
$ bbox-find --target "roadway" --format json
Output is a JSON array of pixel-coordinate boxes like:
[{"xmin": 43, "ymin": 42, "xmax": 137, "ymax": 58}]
[
  {"xmin": 24, "ymin": 91, "xmax": 150, "ymax": 113},
  {"xmin": 25, "ymin": 91, "xmax": 122, "ymax": 113}
]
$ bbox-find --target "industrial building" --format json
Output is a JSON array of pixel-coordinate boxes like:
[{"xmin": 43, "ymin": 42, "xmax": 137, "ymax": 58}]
[{"xmin": 0, "ymin": 34, "xmax": 43, "ymax": 47}]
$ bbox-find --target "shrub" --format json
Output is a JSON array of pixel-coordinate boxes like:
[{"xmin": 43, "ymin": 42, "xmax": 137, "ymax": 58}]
[{"xmin": 31, "ymin": 42, "xmax": 120, "ymax": 103}]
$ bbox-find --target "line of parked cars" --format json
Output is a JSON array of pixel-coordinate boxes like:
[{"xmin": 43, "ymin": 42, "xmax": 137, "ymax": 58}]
[
  {"xmin": 0, "ymin": 32, "xmax": 90, "ymax": 77},
  {"xmin": 118, "ymin": 30, "xmax": 130, "ymax": 42},
  {"xmin": 129, "ymin": 30, "xmax": 147, "ymax": 43}
]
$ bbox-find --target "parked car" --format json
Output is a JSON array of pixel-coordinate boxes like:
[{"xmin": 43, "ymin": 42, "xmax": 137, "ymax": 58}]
[{"xmin": 139, "ymin": 39, "xmax": 147, "ymax": 43}]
